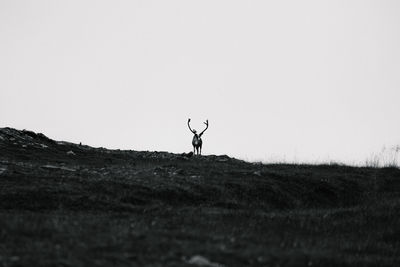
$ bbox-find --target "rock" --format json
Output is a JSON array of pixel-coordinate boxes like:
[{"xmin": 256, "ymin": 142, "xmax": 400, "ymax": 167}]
[
  {"xmin": 41, "ymin": 165, "xmax": 76, "ymax": 172},
  {"xmin": 216, "ymin": 155, "xmax": 230, "ymax": 162},
  {"xmin": 67, "ymin": 150, "xmax": 76, "ymax": 155},
  {"xmin": 253, "ymin": 170, "xmax": 262, "ymax": 176},
  {"xmin": 10, "ymin": 256, "xmax": 20, "ymax": 262},
  {"xmin": 187, "ymin": 255, "xmax": 224, "ymax": 267},
  {"xmin": 179, "ymin": 151, "xmax": 194, "ymax": 160}
]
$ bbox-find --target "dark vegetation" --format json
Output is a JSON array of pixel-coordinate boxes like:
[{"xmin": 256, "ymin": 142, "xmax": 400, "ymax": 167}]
[{"xmin": 0, "ymin": 127, "xmax": 399, "ymax": 266}]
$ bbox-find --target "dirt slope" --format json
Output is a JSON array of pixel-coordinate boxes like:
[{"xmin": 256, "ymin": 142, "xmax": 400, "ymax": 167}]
[{"xmin": 0, "ymin": 127, "xmax": 399, "ymax": 267}]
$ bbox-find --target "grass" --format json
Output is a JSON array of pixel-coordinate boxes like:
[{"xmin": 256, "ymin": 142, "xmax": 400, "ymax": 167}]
[
  {"xmin": 1, "ymin": 200, "xmax": 399, "ymax": 266},
  {"xmin": 365, "ymin": 146, "xmax": 400, "ymax": 168},
  {"xmin": 0, "ymin": 127, "xmax": 399, "ymax": 266},
  {"xmin": 256, "ymin": 146, "xmax": 400, "ymax": 169}
]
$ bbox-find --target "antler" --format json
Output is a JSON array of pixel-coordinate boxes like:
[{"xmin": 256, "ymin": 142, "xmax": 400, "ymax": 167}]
[
  {"xmin": 200, "ymin": 119, "xmax": 209, "ymax": 135},
  {"xmin": 187, "ymin": 118, "xmax": 195, "ymax": 133}
]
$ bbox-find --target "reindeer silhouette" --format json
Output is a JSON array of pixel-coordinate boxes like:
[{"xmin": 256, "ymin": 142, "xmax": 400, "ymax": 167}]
[{"xmin": 187, "ymin": 118, "xmax": 209, "ymax": 155}]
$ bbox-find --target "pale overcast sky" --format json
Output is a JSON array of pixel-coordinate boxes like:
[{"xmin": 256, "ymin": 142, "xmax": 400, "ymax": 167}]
[{"xmin": 1, "ymin": 0, "xmax": 400, "ymax": 164}]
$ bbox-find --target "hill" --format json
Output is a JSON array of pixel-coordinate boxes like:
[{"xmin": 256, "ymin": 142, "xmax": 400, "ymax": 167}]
[{"xmin": 0, "ymin": 127, "xmax": 399, "ymax": 266}]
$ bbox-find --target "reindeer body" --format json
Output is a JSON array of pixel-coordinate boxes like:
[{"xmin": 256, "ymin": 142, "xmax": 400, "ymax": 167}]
[{"xmin": 192, "ymin": 134, "xmax": 203, "ymax": 152}]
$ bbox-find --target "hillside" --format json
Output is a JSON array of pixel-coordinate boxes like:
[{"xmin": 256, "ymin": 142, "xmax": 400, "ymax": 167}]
[{"xmin": 0, "ymin": 127, "xmax": 399, "ymax": 266}]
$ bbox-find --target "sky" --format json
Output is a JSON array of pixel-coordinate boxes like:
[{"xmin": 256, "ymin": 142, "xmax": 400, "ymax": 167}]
[{"xmin": 1, "ymin": 0, "xmax": 400, "ymax": 164}]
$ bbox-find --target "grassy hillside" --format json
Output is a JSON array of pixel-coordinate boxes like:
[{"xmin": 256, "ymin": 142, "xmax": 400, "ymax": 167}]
[{"xmin": 0, "ymin": 127, "xmax": 399, "ymax": 266}]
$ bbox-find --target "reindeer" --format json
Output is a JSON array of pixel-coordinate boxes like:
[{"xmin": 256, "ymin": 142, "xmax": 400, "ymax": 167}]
[{"xmin": 187, "ymin": 118, "xmax": 209, "ymax": 155}]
